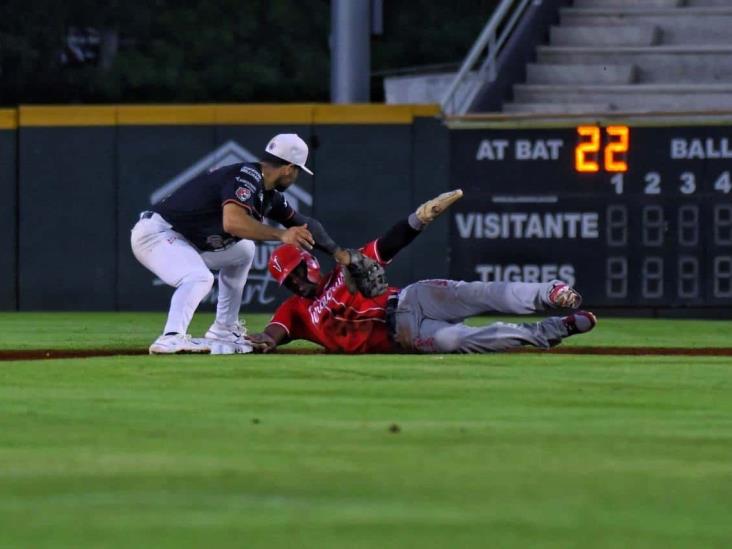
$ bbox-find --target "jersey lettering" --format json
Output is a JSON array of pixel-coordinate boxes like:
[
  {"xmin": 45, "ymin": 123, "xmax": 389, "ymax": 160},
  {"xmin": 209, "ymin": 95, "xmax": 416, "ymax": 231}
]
[
  {"xmin": 308, "ymin": 271, "xmax": 346, "ymax": 325},
  {"xmin": 240, "ymin": 165, "xmax": 263, "ymax": 181}
]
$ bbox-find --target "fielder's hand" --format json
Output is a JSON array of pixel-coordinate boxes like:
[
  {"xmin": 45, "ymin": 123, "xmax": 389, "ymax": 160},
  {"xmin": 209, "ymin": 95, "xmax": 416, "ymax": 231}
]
[
  {"xmin": 245, "ymin": 332, "xmax": 277, "ymax": 353},
  {"xmin": 281, "ymin": 224, "xmax": 314, "ymax": 250},
  {"xmin": 333, "ymin": 248, "xmax": 352, "ymax": 266}
]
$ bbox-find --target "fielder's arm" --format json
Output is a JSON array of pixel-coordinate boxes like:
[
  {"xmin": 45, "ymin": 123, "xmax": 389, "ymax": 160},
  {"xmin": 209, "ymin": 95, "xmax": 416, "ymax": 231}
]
[
  {"xmin": 223, "ymin": 203, "xmax": 314, "ymax": 249},
  {"xmin": 284, "ymin": 212, "xmax": 351, "ymax": 264}
]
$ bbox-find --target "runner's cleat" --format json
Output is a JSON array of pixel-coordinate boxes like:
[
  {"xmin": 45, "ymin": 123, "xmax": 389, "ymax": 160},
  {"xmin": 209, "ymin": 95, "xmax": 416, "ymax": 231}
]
[
  {"xmin": 562, "ymin": 311, "xmax": 597, "ymax": 336},
  {"xmin": 415, "ymin": 189, "xmax": 464, "ymax": 224},
  {"xmin": 548, "ymin": 281, "xmax": 583, "ymax": 309}
]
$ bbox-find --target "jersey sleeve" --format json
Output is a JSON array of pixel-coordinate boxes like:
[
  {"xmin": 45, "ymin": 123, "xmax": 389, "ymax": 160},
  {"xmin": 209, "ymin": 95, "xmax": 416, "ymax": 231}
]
[
  {"xmin": 221, "ymin": 165, "xmax": 260, "ymax": 213},
  {"xmin": 268, "ymin": 296, "xmax": 304, "ymax": 339},
  {"xmin": 359, "ymin": 239, "xmax": 391, "ymax": 266},
  {"xmin": 266, "ymin": 191, "xmax": 296, "ymax": 224}
]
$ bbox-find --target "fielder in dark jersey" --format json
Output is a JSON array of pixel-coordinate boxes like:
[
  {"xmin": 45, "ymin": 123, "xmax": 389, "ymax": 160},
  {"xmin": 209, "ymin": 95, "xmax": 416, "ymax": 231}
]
[
  {"xmin": 131, "ymin": 133, "xmax": 348, "ymax": 354},
  {"xmin": 153, "ymin": 161, "xmax": 333, "ymax": 252}
]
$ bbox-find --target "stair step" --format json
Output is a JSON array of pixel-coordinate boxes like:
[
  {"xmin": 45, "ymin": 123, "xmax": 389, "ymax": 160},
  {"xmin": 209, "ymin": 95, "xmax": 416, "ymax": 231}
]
[
  {"xmin": 560, "ymin": 7, "xmax": 732, "ymax": 45},
  {"xmin": 515, "ymin": 83, "xmax": 732, "ymax": 94},
  {"xmin": 550, "ymin": 25, "xmax": 660, "ymax": 47},
  {"xmin": 561, "ymin": 6, "xmax": 732, "ymax": 17},
  {"xmin": 512, "ymin": 83, "xmax": 732, "ymax": 111},
  {"xmin": 688, "ymin": 0, "xmax": 732, "ymax": 5},
  {"xmin": 537, "ymin": 45, "xmax": 732, "ymax": 83},
  {"xmin": 502, "ymin": 102, "xmax": 614, "ymax": 114},
  {"xmin": 526, "ymin": 63, "xmax": 636, "ymax": 85},
  {"xmin": 573, "ymin": 0, "xmax": 683, "ymax": 6}
]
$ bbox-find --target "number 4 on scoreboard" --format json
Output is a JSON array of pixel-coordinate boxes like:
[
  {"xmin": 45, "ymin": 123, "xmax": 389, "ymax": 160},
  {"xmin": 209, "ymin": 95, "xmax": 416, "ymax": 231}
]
[{"xmin": 715, "ymin": 171, "xmax": 731, "ymax": 194}]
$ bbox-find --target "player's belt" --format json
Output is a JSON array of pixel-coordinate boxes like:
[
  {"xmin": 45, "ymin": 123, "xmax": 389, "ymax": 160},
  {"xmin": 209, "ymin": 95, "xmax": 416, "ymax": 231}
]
[{"xmin": 384, "ymin": 291, "xmax": 401, "ymax": 347}]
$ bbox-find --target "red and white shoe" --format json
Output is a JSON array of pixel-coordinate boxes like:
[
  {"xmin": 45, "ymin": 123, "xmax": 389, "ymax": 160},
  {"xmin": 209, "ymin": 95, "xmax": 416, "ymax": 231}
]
[
  {"xmin": 548, "ymin": 281, "xmax": 583, "ymax": 309},
  {"xmin": 562, "ymin": 311, "xmax": 597, "ymax": 336}
]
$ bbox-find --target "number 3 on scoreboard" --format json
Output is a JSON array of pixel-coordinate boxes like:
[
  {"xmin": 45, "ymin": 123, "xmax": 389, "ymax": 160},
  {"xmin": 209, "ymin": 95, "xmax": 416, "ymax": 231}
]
[{"xmin": 575, "ymin": 125, "xmax": 629, "ymax": 173}]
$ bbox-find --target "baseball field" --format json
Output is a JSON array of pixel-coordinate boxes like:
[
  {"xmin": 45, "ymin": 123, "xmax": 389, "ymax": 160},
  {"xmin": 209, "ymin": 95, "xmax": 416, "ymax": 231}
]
[{"xmin": 1, "ymin": 312, "xmax": 732, "ymax": 548}]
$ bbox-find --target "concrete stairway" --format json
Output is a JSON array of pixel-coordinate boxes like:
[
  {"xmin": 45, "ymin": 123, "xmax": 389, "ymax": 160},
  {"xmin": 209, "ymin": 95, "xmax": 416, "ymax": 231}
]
[{"xmin": 503, "ymin": 0, "xmax": 732, "ymax": 114}]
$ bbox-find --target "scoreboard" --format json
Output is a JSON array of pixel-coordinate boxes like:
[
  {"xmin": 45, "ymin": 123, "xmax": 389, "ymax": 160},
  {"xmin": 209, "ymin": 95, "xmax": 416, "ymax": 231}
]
[{"xmin": 448, "ymin": 123, "xmax": 732, "ymax": 308}]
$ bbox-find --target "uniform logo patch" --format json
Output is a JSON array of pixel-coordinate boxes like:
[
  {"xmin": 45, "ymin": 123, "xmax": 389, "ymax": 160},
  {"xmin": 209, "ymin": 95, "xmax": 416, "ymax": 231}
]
[{"xmin": 236, "ymin": 186, "xmax": 252, "ymax": 202}]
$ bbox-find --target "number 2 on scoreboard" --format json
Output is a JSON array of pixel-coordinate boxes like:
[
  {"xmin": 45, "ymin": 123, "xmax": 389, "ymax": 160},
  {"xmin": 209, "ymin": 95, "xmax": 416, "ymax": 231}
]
[
  {"xmin": 575, "ymin": 126, "xmax": 600, "ymax": 172},
  {"xmin": 605, "ymin": 126, "xmax": 629, "ymax": 172}
]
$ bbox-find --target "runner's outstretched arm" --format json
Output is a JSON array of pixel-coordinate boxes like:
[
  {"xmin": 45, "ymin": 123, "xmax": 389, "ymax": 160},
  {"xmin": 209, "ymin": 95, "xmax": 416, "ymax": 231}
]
[
  {"xmin": 377, "ymin": 189, "xmax": 463, "ymax": 261},
  {"xmin": 247, "ymin": 324, "xmax": 286, "ymax": 353}
]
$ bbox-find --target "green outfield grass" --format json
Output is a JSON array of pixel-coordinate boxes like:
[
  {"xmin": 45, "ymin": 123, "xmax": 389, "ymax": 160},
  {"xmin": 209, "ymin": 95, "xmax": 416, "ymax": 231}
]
[
  {"xmin": 1, "ymin": 313, "xmax": 732, "ymax": 548},
  {"xmin": 1, "ymin": 312, "xmax": 731, "ymax": 350}
]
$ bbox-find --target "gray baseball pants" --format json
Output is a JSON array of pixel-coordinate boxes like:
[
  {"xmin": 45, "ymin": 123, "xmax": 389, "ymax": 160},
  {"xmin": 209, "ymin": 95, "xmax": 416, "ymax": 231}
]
[{"xmin": 392, "ymin": 279, "xmax": 569, "ymax": 353}]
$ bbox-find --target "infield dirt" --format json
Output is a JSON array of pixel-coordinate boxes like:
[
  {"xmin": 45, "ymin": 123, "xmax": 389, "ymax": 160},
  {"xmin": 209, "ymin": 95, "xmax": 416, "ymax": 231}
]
[{"xmin": 2, "ymin": 346, "xmax": 732, "ymax": 361}]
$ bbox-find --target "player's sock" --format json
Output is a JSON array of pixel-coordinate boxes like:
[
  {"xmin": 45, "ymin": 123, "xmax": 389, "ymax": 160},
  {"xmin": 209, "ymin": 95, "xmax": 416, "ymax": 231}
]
[{"xmin": 408, "ymin": 212, "xmax": 425, "ymax": 231}]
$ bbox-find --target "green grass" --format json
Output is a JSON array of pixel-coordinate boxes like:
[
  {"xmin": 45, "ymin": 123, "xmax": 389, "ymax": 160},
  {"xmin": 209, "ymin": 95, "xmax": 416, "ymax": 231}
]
[
  {"xmin": 1, "ymin": 312, "xmax": 731, "ymax": 350},
  {"xmin": 1, "ymin": 313, "xmax": 732, "ymax": 548}
]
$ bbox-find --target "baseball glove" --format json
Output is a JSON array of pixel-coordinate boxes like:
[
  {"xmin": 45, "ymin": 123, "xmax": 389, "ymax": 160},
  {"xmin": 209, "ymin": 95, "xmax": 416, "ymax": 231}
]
[{"xmin": 343, "ymin": 249, "xmax": 388, "ymax": 297}]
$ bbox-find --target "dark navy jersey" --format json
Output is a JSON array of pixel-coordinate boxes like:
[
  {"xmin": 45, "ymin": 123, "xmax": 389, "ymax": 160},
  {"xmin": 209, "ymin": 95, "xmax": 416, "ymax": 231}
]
[{"xmin": 152, "ymin": 162, "xmax": 295, "ymax": 251}]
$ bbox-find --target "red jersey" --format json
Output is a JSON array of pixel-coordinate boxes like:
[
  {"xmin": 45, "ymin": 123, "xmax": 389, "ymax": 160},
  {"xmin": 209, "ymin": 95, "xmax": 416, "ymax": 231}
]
[{"xmin": 268, "ymin": 240, "xmax": 399, "ymax": 353}]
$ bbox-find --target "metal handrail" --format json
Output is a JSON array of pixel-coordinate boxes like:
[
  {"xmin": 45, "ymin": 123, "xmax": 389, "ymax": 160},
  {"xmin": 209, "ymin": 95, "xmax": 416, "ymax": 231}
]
[{"xmin": 441, "ymin": 0, "xmax": 535, "ymax": 115}]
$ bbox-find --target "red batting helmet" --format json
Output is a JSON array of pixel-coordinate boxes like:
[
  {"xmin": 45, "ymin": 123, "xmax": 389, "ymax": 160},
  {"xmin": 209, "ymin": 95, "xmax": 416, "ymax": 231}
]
[{"xmin": 268, "ymin": 244, "xmax": 321, "ymax": 285}]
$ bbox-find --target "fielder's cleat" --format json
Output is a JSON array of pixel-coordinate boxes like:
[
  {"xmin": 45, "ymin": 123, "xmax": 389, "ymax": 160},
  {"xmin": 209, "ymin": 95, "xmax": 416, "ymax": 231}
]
[
  {"xmin": 209, "ymin": 339, "xmax": 254, "ymax": 355},
  {"xmin": 205, "ymin": 320, "xmax": 248, "ymax": 343},
  {"xmin": 562, "ymin": 311, "xmax": 597, "ymax": 336},
  {"xmin": 149, "ymin": 333, "xmax": 211, "ymax": 354},
  {"xmin": 416, "ymin": 189, "xmax": 464, "ymax": 224},
  {"xmin": 548, "ymin": 281, "xmax": 583, "ymax": 309}
]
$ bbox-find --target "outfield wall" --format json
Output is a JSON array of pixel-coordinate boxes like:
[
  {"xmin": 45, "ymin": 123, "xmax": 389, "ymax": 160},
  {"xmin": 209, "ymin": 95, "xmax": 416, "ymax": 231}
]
[
  {"xmin": 0, "ymin": 110, "xmax": 17, "ymax": 310},
  {"xmin": 5, "ymin": 104, "xmax": 448, "ymax": 311}
]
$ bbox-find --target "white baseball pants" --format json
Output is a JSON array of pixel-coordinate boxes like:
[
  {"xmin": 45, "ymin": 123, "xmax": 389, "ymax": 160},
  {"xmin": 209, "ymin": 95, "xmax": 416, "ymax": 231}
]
[
  {"xmin": 392, "ymin": 279, "xmax": 568, "ymax": 353},
  {"xmin": 130, "ymin": 212, "xmax": 255, "ymax": 335}
]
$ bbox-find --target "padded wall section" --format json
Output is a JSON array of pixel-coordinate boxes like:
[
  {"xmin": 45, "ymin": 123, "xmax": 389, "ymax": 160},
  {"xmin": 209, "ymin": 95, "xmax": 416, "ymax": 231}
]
[
  {"xmin": 313, "ymin": 124, "xmax": 414, "ymax": 287},
  {"xmin": 19, "ymin": 127, "xmax": 116, "ymax": 310},
  {"xmin": 0, "ymin": 129, "xmax": 17, "ymax": 309}
]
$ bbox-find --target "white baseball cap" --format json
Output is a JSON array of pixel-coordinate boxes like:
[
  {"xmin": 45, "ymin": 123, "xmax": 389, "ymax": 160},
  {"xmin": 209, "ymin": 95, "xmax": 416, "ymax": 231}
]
[{"xmin": 264, "ymin": 133, "xmax": 314, "ymax": 175}]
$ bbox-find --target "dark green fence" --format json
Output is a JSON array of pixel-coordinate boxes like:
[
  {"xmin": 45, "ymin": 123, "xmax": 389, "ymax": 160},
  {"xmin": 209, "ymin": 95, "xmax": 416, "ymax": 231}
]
[{"xmin": 6, "ymin": 104, "xmax": 448, "ymax": 311}]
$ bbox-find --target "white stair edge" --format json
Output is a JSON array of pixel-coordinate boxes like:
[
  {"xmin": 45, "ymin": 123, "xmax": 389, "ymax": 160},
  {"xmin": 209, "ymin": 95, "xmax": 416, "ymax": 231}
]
[
  {"xmin": 560, "ymin": 7, "xmax": 732, "ymax": 16},
  {"xmin": 514, "ymin": 83, "xmax": 732, "ymax": 92},
  {"xmin": 538, "ymin": 45, "xmax": 732, "ymax": 54}
]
